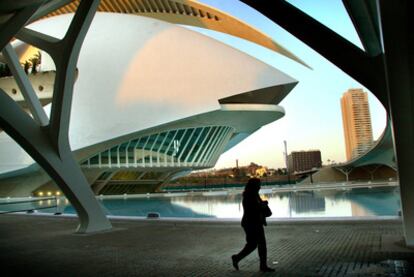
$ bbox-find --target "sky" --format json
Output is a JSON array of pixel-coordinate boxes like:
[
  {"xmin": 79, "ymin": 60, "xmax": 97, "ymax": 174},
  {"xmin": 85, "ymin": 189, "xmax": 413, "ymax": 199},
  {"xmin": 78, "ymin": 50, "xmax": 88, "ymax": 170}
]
[{"xmin": 188, "ymin": 0, "xmax": 387, "ymax": 169}]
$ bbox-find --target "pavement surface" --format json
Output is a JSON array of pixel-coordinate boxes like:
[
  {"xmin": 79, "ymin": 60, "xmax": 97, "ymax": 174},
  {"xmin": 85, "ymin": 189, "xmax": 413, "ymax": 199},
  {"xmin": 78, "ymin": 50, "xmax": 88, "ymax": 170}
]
[{"xmin": 1, "ymin": 214, "xmax": 414, "ymax": 276}]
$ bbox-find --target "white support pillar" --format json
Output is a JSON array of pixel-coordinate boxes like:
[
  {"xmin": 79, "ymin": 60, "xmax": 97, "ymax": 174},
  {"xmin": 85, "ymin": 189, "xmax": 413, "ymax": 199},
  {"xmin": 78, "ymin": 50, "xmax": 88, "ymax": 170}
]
[
  {"xmin": 2, "ymin": 44, "xmax": 49, "ymax": 126},
  {"xmin": 141, "ymin": 136, "xmax": 151, "ymax": 167},
  {"xmin": 0, "ymin": 0, "xmax": 111, "ymax": 233},
  {"xmin": 124, "ymin": 141, "xmax": 131, "ymax": 167},
  {"xmin": 336, "ymin": 167, "xmax": 353, "ymax": 183},
  {"xmin": 0, "ymin": 92, "xmax": 111, "ymax": 233},
  {"xmin": 157, "ymin": 132, "xmax": 169, "ymax": 166},
  {"xmin": 149, "ymin": 133, "xmax": 160, "ymax": 167}
]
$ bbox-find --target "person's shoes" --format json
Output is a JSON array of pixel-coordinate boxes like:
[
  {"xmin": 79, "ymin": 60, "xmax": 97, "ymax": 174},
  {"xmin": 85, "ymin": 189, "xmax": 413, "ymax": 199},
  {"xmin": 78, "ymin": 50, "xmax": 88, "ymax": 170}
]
[
  {"xmin": 260, "ymin": 266, "xmax": 275, "ymax": 272},
  {"xmin": 231, "ymin": 255, "xmax": 239, "ymax": 270}
]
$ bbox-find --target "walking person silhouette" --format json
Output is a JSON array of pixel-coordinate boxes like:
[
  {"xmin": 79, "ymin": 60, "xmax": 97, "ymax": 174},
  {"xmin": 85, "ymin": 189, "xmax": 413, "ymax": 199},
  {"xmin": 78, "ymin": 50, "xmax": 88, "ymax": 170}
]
[{"xmin": 232, "ymin": 178, "xmax": 275, "ymax": 272}]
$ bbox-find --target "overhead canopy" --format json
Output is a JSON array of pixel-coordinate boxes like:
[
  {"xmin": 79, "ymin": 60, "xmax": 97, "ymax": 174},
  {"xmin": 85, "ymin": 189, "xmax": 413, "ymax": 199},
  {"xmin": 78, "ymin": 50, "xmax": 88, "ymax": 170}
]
[
  {"xmin": 39, "ymin": 0, "xmax": 309, "ymax": 68},
  {"xmin": 335, "ymin": 119, "xmax": 395, "ymax": 171}
]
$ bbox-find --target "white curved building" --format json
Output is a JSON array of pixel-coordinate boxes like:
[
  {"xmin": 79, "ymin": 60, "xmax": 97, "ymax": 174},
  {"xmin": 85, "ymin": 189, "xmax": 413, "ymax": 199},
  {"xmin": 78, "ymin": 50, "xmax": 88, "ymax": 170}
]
[{"xmin": 0, "ymin": 13, "xmax": 297, "ymax": 195}]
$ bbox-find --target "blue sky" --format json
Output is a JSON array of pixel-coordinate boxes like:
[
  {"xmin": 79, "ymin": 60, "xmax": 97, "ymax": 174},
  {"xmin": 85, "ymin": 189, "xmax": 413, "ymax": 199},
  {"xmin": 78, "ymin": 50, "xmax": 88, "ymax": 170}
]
[{"xmin": 192, "ymin": 0, "xmax": 386, "ymax": 169}]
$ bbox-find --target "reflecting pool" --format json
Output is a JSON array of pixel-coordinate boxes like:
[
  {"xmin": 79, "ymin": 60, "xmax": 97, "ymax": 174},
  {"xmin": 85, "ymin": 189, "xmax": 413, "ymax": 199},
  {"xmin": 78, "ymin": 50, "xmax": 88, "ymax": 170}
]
[{"xmin": 4, "ymin": 186, "xmax": 400, "ymax": 219}]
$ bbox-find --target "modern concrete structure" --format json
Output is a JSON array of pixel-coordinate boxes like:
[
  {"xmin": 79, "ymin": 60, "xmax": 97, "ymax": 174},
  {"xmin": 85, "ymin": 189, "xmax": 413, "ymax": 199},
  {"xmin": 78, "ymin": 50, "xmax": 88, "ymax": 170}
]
[
  {"xmin": 0, "ymin": 0, "xmax": 112, "ymax": 233},
  {"xmin": 288, "ymin": 150, "xmax": 322, "ymax": 173},
  {"xmin": 0, "ymin": 0, "xmax": 302, "ymax": 237},
  {"xmin": 41, "ymin": 0, "xmax": 307, "ymax": 67},
  {"xmin": 1, "ymin": 0, "xmax": 411, "ymax": 249},
  {"xmin": 341, "ymin": 88, "xmax": 373, "ymax": 160},
  {"xmin": 0, "ymin": 12, "xmax": 297, "ymax": 197},
  {"xmin": 0, "ymin": 0, "xmax": 306, "ymax": 233},
  {"xmin": 301, "ymin": 119, "xmax": 397, "ymax": 183}
]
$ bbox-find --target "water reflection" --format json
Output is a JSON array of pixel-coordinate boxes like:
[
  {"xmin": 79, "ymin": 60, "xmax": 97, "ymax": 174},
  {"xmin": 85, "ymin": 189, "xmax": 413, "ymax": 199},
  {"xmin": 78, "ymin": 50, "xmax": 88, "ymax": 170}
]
[
  {"xmin": 289, "ymin": 192, "xmax": 325, "ymax": 213},
  {"xmin": 4, "ymin": 187, "xmax": 400, "ymax": 218},
  {"xmin": 168, "ymin": 187, "xmax": 400, "ymax": 218},
  {"xmin": 171, "ymin": 193, "xmax": 243, "ymax": 218},
  {"xmin": 62, "ymin": 197, "xmax": 213, "ymax": 218},
  {"xmin": 332, "ymin": 187, "xmax": 401, "ymax": 216}
]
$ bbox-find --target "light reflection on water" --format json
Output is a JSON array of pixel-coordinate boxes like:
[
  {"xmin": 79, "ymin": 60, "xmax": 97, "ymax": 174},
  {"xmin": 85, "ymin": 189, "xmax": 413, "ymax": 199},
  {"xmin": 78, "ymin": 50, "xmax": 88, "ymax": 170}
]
[
  {"xmin": 35, "ymin": 186, "xmax": 401, "ymax": 218},
  {"xmin": 168, "ymin": 187, "xmax": 400, "ymax": 218}
]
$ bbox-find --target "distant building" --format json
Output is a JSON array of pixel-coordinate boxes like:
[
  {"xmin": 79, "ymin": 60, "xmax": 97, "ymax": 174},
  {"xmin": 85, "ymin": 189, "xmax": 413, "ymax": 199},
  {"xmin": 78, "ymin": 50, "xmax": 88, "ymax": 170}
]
[
  {"xmin": 288, "ymin": 150, "xmax": 322, "ymax": 173},
  {"xmin": 341, "ymin": 88, "xmax": 374, "ymax": 160}
]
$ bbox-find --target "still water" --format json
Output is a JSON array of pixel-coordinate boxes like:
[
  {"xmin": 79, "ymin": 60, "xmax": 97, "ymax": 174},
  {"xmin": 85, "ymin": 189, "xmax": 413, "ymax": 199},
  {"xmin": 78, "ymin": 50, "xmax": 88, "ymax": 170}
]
[{"xmin": 3, "ymin": 186, "xmax": 400, "ymax": 218}]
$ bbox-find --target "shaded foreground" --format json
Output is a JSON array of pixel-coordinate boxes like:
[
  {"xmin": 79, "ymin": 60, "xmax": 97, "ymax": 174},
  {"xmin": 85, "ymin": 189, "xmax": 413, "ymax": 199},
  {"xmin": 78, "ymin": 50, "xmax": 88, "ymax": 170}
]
[{"xmin": 0, "ymin": 215, "xmax": 413, "ymax": 276}]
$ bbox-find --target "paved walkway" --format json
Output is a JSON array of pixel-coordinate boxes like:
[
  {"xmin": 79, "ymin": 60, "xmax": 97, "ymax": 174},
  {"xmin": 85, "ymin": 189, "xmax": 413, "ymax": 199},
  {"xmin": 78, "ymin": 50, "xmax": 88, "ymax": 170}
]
[{"xmin": 1, "ymin": 215, "xmax": 413, "ymax": 276}]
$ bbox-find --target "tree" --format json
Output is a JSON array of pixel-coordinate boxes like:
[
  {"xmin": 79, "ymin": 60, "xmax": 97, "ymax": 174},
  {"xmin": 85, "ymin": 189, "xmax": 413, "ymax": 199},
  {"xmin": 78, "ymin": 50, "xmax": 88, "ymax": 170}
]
[
  {"xmin": 29, "ymin": 51, "xmax": 41, "ymax": 74},
  {"xmin": 23, "ymin": 61, "xmax": 30, "ymax": 74},
  {"xmin": 0, "ymin": 63, "xmax": 12, "ymax": 78},
  {"xmin": 277, "ymin": 168, "xmax": 285, "ymax": 175}
]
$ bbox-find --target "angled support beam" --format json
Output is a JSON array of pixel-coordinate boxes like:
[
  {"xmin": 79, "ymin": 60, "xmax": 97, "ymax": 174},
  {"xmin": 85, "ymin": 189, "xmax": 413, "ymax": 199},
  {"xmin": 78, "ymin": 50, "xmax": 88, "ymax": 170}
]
[
  {"xmin": 379, "ymin": 0, "xmax": 414, "ymax": 247},
  {"xmin": 240, "ymin": 0, "xmax": 388, "ymax": 109},
  {"xmin": 48, "ymin": 0, "xmax": 101, "ymax": 154},
  {"xmin": 0, "ymin": 3, "xmax": 40, "ymax": 50},
  {"xmin": 16, "ymin": 28, "xmax": 60, "ymax": 52},
  {"xmin": 0, "ymin": 0, "xmax": 112, "ymax": 233},
  {"xmin": 2, "ymin": 44, "xmax": 49, "ymax": 126},
  {"xmin": 343, "ymin": 0, "xmax": 382, "ymax": 56},
  {"xmin": 0, "ymin": 91, "xmax": 111, "ymax": 233},
  {"xmin": 17, "ymin": 0, "xmax": 101, "ymax": 156}
]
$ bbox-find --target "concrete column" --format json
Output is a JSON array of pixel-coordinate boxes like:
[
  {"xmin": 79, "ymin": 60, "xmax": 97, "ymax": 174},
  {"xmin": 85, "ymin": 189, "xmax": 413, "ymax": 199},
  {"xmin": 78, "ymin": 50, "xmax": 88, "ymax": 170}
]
[
  {"xmin": 380, "ymin": 0, "xmax": 414, "ymax": 246},
  {"xmin": 0, "ymin": 0, "xmax": 111, "ymax": 233},
  {"xmin": 362, "ymin": 165, "xmax": 381, "ymax": 181},
  {"xmin": 337, "ymin": 168, "xmax": 352, "ymax": 182},
  {"xmin": 0, "ymin": 90, "xmax": 111, "ymax": 233}
]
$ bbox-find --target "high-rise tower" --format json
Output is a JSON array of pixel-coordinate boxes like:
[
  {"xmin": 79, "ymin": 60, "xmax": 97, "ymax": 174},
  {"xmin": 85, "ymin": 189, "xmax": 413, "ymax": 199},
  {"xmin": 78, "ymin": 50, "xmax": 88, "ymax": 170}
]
[{"xmin": 341, "ymin": 89, "xmax": 373, "ymax": 160}]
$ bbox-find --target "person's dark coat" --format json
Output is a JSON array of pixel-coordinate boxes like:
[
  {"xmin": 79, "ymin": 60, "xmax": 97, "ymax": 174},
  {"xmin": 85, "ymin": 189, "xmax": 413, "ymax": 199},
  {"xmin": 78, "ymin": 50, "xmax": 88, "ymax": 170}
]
[{"xmin": 241, "ymin": 194, "xmax": 266, "ymax": 227}]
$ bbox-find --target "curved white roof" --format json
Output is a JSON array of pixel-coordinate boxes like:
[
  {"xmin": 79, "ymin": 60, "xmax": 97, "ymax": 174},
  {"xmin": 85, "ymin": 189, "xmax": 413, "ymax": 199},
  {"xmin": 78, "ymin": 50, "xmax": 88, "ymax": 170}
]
[
  {"xmin": 41, "ymin": 0, "xmax": 307, "ymax": 67},
  {"xmin": 0, "ymin": 13, "xmax": 296, "ymax": 174}
]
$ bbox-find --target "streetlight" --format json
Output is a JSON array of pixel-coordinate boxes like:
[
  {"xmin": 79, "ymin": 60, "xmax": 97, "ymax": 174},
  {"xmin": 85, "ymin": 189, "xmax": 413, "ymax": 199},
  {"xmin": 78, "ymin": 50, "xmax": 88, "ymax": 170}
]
[{"xmin": 284, "ymin": 140, "xmax": 291, "ymax": 185}]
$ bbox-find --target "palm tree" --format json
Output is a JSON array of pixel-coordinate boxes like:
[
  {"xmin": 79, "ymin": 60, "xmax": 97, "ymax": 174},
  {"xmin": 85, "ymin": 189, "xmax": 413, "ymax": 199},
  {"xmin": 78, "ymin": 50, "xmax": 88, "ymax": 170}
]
[
  {"xmin": 29, "ymin": 51, "xmax": 41, "ymax": 74},
  {"xmin": 23, "ymin": 61, "xmax": 30, "ymax": 74}
]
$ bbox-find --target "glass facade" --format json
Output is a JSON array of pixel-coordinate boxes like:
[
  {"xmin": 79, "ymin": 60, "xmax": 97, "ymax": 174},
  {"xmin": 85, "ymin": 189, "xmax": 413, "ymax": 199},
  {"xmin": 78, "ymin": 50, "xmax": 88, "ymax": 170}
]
[{"xmin": 81, "ymin": 126, "xmax": 234, "ymax": 169}]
